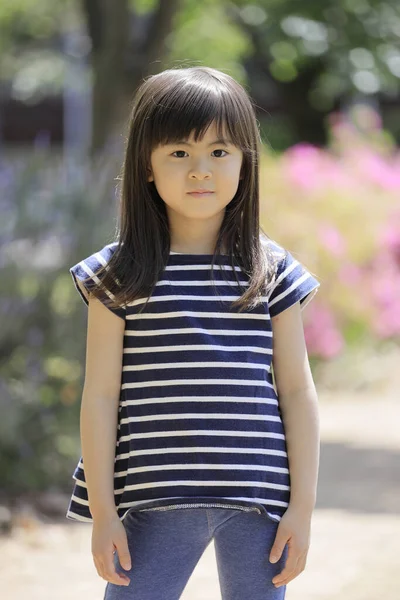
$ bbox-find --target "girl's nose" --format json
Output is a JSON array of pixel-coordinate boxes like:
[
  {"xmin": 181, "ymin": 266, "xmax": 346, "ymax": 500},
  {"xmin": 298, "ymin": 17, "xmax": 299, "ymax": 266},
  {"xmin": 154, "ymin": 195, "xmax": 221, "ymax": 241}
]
[{"xmin": 189, "ymin": 166, "xmax": 212, "ymax": 178}]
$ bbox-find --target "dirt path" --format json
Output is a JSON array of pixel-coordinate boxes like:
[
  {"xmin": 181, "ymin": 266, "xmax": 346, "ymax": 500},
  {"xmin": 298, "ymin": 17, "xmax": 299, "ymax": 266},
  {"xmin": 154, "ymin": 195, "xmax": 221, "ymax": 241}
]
[{"xmin": 1, "ymin": 391, "xmax": 399, "ymax": 599}]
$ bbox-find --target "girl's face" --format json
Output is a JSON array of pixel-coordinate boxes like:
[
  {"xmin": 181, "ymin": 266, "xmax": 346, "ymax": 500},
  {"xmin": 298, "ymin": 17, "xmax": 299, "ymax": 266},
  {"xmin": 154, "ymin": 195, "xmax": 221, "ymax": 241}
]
[{"xmin": 147, "ymin": 122, "xmax": 243, "ymax": 227}]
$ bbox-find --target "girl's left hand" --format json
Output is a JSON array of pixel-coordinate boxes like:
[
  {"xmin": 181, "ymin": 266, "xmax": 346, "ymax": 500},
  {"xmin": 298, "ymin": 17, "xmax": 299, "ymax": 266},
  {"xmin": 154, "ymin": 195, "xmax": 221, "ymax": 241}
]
[{"xmin": 269, "ymin": 505, "xmax": 312, "ymax": 588}]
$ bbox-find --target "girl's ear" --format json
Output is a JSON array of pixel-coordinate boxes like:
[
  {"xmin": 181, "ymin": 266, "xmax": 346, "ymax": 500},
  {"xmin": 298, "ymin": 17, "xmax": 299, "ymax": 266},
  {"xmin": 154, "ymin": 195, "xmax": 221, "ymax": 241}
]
[{"xmin": 147, "ymin": 169, "xmax": 154, "ymax": 182}]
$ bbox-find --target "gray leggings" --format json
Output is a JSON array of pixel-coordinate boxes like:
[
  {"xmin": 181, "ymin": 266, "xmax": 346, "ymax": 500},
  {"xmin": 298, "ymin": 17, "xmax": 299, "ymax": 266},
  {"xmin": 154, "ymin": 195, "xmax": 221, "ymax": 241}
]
[{"xmin": 103, "ymin": 506, "xmax": 288, "ymax": 600}]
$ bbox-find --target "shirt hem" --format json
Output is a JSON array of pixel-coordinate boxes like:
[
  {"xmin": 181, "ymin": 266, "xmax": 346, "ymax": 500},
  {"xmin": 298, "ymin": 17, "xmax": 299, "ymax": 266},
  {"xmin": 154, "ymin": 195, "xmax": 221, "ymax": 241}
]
[{"xmin": 66, "ymin": 497, "xmax": 284, "ymax": 525}]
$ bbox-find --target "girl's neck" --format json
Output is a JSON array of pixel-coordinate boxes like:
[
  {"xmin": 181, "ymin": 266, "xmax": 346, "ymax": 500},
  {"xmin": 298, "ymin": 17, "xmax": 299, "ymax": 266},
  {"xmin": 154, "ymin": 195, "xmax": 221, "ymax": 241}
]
[
  {"xmin": 170, "ymin": 244, "xmax": 228, "ymax": 255},
  {"xmin": 171, "ymin": 249, "xmax": 213, "ymax": 255}
]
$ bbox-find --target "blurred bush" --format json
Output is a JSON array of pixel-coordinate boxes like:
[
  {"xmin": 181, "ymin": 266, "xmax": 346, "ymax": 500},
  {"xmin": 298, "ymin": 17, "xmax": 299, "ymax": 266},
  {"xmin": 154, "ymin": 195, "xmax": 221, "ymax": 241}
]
[
  {"xmin": 0, "ymin": 146, "xmax": 121, "ymax": 497},
  {"xmin": 260, "ymin": 103, "xmax": 400, "ymax": 362}
]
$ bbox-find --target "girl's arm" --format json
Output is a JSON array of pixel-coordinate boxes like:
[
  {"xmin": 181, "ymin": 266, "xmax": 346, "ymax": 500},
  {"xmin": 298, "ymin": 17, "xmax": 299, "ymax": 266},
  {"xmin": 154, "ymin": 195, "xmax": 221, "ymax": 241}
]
[
  {"xmin": 271, "ymin": 301, "xmax": 320, "ymax": 514},
  {"xmin": 76, "ymin": 279, "xmax": 125, "ymax": 521}
]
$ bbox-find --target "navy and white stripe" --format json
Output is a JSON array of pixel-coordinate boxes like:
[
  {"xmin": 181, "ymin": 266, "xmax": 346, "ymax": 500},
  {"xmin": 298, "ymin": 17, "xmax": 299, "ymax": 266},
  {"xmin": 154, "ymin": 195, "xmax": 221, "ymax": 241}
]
[
  {"xmin": 69, "ymin": 243, "xmax": 126, "ymax": 320},
  {"xmin": 267, "ymin": 243, "xmax": 320, "ymax": 316},
  {"xmin": 66, "ymin": 238, "xmax": 320, "ymax": 523}
]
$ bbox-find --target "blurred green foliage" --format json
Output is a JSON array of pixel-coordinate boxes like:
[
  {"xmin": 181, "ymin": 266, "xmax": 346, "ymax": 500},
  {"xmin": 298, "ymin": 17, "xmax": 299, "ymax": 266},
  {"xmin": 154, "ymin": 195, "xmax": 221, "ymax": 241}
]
[
  {"xmin": 1, "ymin": 150, "xmax": 122, "ymax": 496},
  {"xmin": 1, "ymin": 0, "xmax": 400, "ymax": 150}
]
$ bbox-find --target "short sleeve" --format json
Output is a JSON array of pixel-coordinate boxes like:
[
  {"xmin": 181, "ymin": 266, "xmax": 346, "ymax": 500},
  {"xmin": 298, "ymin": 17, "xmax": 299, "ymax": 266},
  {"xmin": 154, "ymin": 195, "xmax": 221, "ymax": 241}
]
[
  {"xmin": 267, "ymin": 248, "xmax": 320, "ymax": 318},
  {"xmin": 70, "ymin": 243, "xmax": 126, "ymax": 320}
]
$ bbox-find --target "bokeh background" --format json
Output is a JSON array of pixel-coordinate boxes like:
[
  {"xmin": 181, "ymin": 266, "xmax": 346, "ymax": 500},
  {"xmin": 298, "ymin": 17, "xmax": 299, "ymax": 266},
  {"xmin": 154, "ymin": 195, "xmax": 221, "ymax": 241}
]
[{"xmin": 1, "ymin": 1, "xmax": 400, "ymax": 598}]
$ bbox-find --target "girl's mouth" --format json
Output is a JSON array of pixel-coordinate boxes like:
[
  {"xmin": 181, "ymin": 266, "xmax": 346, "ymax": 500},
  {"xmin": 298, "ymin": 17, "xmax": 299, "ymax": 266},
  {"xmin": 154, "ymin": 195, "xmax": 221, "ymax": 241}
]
[{"xmin": 187, "ymin": 191, "xmax": 215, "ymax": 197}]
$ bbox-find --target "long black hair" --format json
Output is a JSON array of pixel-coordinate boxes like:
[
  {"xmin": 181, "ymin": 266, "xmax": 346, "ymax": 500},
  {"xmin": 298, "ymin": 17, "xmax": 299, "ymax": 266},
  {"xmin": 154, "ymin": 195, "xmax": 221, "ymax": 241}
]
[{"xmin": 89, "ymin": 66, "xmax": 280, "ymax": 314}]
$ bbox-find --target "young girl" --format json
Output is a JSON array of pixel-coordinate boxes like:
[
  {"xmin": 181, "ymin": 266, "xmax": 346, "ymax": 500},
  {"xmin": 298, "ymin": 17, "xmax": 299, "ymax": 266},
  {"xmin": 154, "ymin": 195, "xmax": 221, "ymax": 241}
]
[{"xmin": 66, "ymin": 66, "xmax": 321, "ymax": 600}]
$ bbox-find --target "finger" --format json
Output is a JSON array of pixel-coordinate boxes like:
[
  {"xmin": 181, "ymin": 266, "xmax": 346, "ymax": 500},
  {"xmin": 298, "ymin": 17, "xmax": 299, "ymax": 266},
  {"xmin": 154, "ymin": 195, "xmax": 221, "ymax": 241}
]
[
  {"xmin": 274, "ymin": 553, "xmax": 306, "ymax": 586},
  {"xmin": 269, "ymin": 534, "xmax": 287, "ymax": 563},
  {"xmin": 115, "ymin": 543, "xmax": 132, "ymax": 572},
  {"xmin": 272, "ymin": 548, "xmax": 299, "ymax": 584},
  {"xmin": 104, "ymin": 556, "xmax": 131, "ymax": 586},
  {"xmin": 93, "ymin": 556, "xmax": 105, "ymax": 580},
  {"xmin": 96, "ymin": 556, "xmax": 131, "ymax": 586},
  {"xmin": 274, "ymin": 569, "xmax": 297, "ymax": 586},
  {"xmin": 284, "ymin": 554, "xmax": 307, "ymax": 585}
]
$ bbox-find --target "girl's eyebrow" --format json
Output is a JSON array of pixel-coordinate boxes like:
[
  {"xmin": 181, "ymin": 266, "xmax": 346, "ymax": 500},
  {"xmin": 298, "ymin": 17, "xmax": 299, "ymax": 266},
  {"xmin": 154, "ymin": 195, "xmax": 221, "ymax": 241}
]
[{"xmin": 166, "ymin": 138, "xmax": 233, "ymax": 147}]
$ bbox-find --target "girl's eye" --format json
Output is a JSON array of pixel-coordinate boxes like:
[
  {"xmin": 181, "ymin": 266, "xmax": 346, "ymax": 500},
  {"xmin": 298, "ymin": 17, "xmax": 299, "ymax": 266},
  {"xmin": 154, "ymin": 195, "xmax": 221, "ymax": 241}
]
[
  {"xmin": 213, "ymin": 149, "xmax": 228, "ymax": 158},
  {"xmin": 171, "ymin": 149, "xmax": 229, "ymax": 158}
]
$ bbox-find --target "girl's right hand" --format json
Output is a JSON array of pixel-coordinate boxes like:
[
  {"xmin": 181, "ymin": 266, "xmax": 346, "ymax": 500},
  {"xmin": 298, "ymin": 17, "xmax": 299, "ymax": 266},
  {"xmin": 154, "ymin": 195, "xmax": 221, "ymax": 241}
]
[{"xmin": 91, "ymin": 513, "xmax": 132, "ymax": 586}]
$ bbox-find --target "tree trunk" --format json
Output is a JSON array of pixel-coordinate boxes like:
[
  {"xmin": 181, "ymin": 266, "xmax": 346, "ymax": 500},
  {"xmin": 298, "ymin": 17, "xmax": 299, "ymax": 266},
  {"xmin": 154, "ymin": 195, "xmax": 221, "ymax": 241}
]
[
  {"xmin": 82, "ymin": 0, "xmax": 130, "ymax": 154},
  {"xmin": 82, "ymin": 0, "xmax": 182, "ymax": 155}
]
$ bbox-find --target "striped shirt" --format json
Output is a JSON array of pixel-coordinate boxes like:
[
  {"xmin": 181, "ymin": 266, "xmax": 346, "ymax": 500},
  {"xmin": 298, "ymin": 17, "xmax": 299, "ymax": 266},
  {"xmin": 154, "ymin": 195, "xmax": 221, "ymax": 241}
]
[{"xmin": 66, "ymin": 238, "xmax": 320, "ymax": 524}]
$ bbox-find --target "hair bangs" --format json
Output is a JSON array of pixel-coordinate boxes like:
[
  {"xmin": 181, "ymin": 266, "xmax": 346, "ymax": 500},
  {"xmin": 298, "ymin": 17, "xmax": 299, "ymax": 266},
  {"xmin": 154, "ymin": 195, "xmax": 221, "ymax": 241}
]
[{"xmin": 146, "ymin": 78, "xmax": 247, "ymax": 151}]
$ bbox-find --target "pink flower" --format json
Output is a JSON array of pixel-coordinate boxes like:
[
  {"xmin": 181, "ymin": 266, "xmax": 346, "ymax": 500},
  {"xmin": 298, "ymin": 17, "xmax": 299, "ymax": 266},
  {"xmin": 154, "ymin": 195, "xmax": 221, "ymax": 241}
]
[
  {"xmin": 304, "ymin": 303, "xmax": 344, "ymax": 358},
  {"xmin": 379, "ymin": 223, "xmax": 400, "ymax": 262},
  {"xmin": 354, "ymin": 150, "xmax": 400, "ymax": 190},
  {"xmin": 338, "ymin": 263, "xmax": 363, "ymax": 284},
  {"xmin": 283, "ymin": 143, "xmax": 325, "ymax": 191},
  {"xmin": 282, "ymin": 142, "xmax": 356, "ymax": 191},
  {"xmin": 368, "ymin": 250, "xmax": 400, "ymax": 336},
  {"xmin": 317, "ymin": 223, "xmax": 346, "ymax": 257}
]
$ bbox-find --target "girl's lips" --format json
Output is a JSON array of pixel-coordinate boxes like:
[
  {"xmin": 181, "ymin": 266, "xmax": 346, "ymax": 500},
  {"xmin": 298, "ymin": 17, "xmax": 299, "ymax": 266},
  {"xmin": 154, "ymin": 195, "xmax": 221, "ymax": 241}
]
[{"xmin": 187, "ymin": 191, "xmax": 215, "ymax": 196}]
